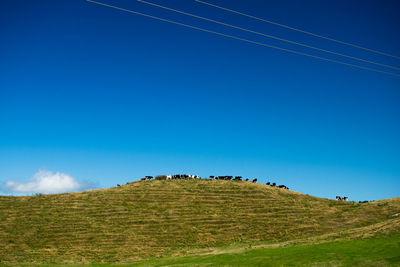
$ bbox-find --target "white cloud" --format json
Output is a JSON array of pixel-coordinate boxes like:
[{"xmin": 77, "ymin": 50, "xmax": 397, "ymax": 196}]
[{"xmin": 6, "ymin": 169, "xmax": 87, "ymax": 194}]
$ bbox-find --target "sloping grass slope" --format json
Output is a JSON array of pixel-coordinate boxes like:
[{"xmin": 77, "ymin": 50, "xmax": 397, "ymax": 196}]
[{"xmin": 0, "ymin": 179, "xmax": 399, "ymax": 264}]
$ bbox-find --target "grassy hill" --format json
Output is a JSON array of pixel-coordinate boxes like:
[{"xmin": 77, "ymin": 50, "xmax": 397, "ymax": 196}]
[{"xmin": 0, "ymin": 179, "xmax": 399, "ymax": 265}]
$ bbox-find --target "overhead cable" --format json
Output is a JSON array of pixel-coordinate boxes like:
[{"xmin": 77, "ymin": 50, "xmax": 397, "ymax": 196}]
[
  {"xmin": 195, "ymin": 0, "xmax": 400, "ymax": 60},
  {"xmin": 86, "ymin": 0, "xmax": 400, "ymax": 77},
  {"xmin": 137, "ymin": 0, "xmax": 400, "ymax": 71}
]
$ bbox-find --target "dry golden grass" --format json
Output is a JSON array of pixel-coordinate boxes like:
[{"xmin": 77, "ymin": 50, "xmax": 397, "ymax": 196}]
[{"xmin": 0, "ymin": 179, "xmax": 399, "ymax": 265}]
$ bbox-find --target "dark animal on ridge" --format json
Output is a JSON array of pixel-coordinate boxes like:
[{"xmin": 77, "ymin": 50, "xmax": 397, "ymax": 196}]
[
  {"xmin": 234, "ymin": 176, "xmax": 242, "ymax": 181},
  {"xmin": 278, "ymin": 185, "xmax": 289, "ymax": 189}
]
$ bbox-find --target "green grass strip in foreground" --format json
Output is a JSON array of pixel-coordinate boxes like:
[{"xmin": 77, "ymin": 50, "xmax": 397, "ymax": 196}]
[{"xmin": 36, "ymin": 236, "xmax": 400, "ymax": 266}]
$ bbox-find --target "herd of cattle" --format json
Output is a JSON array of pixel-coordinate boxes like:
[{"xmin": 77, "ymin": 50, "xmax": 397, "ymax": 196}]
[
  {"xmin": 115, "ymin": 174, "xmax": 351, "ymax": 201},
  {"xmin": 135, "ymin": 174, "xmax": 290, "ymax": 190}
]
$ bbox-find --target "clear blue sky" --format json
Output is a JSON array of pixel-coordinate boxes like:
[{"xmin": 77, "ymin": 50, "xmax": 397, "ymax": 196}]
[{"xmin": 1, "ymin": 0, "xmax": 399, "ymax": 201}]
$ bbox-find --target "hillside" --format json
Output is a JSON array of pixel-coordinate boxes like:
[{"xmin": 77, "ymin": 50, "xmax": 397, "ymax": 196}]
[{"xmin": 0, "ymin": 179, "xmax": 399, "ymax": 265}]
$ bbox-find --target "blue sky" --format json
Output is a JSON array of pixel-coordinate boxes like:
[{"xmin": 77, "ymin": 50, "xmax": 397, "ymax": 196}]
[{"xmin": 1, "ymin": 0, "xmax": 399, "ymax": 201}]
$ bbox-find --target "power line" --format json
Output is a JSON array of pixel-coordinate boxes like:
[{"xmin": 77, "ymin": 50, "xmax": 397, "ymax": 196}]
[
  {"xmin": 85, "ymin": 0, "xmax": 400, "ymax": 77},
  {"xmin": 195, "ymin": 0, "xmax": 400, "ymax": 61},
  {"xmin": 137, "ymin": 0, "xmax": 400, "ymax": 71}
]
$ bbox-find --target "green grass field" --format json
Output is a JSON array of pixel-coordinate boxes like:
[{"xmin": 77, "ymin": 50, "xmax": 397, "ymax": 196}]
[
  {"xmin": 120, "ymin": 236, "xmax": 400, "ymax": 266},
  {"xmin": 0, "ymin": 179, "xmax": 399, "ymax": 265},
  {"xmin": 32, "ymin": 236, "xmax": 400, "ymax": 266}
]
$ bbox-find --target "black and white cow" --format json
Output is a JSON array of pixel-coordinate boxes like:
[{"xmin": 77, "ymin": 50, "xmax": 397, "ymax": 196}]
[{"xmin": 234, "ymin": 176, "xmax": 242, "ymax": 181}]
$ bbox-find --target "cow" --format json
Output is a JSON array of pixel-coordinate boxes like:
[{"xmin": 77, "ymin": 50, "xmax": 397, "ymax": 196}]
[
  {"xmin": 266, "ymin": 182, "xmax": 270, "ymax": 185},
  {"xmin": 117, "ymin": 184, "xmax": 121, "ymax": 187},
  {"xmin": 141, "ymin": 177, "xmax": 146, "ymax": 181},
  {"xmin": 336, "ymin": 196, "xmax": 342, "ymax": 201},
  {"xmin": 210, "ymin": 176, "xmax": 215, "ymax": 179},
  {"xmin": 252, "ymin": 178, "xmax": 257, "ymax": 183},
  {"xmin": 245, "ymin": 178, "xmax": 249, "ymax": 181},
  {"xmin": 343, "ymin": 196, "xmax": 348, "ymax": 201},
  {"xmin": 234, "ymin": 176, "xmax": 242, "ymax": 181},
  {"xmin": 271, "ymin": 182, "xmax": 276, "ymax": 187}
]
